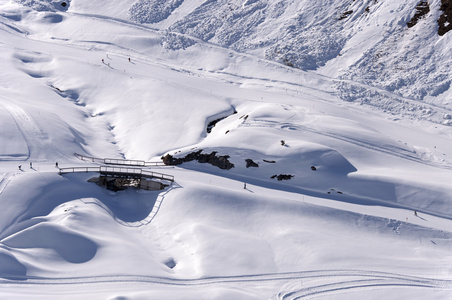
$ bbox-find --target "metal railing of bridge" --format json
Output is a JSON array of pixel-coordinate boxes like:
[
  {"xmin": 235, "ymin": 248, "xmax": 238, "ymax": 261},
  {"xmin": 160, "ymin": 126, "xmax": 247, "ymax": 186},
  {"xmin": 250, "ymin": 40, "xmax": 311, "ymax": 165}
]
[{"xmin": 59, "ymin": 166, "xmax": 174, "ymax": 182}]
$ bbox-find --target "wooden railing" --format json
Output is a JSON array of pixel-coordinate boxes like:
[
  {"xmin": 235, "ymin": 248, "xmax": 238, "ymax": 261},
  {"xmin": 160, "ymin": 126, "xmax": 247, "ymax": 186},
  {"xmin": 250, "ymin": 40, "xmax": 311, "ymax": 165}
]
[
  {"xmin": 74, "ymin": 153, "xmax": 165, "ymax": 167},
  {"xmin": 59, "ymin": 167, "xmax": 101, "ymax": 174}
]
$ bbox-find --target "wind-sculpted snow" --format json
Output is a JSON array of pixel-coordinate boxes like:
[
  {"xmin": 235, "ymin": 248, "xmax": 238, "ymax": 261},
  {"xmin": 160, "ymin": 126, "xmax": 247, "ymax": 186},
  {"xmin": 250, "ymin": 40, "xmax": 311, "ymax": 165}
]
[
  {"xmin": 168, "ymin": 0, "xmax": 267, "ymax": 49},
  {"xmin": 14, "ymin": 0, "xmax": 70, "ymax": 11},
  {"xmin": 0, "ymin": 248, "xmax": 26, "ymax": 279},
  {"xmin": 2, "ymin": 223, "xmax": 97, "ymax": 264},
  {"xmin": 265, "ymin": 31, "xmax": 346, "ymax": 70},
  {"xmin": 128, "ymin": 0, "xmax": 183, "ymax": 24}
]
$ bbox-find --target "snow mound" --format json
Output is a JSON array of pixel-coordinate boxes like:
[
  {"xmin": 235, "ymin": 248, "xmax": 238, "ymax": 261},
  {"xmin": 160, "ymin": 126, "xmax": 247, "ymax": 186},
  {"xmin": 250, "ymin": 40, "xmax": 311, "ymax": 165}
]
[
  {"xmin": 2, "ymin": 222, "xmax": 97, "ymax": 263},
  {"xmin": 0, "ymin": 248, "xmax": 26, "ymax": 279},
  {"xmin": 128, "ymin": 0, "xmax": 183, "ymax": 24}
]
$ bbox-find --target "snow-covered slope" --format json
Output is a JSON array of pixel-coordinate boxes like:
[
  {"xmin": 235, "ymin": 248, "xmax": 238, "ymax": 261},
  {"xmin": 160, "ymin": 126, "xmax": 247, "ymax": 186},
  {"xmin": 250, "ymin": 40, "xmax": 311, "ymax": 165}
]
[
  {"xmin": 0, "ymin": 0, "xmax": 451, "ymax": 299},
  {"xmin": 126, "ymin": 0, "xmax": 452, "ymax": 123}
]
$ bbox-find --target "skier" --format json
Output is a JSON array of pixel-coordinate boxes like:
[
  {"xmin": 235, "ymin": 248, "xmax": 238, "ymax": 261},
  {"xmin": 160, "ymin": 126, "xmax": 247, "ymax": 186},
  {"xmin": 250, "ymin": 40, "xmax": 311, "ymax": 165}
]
[
  {"xmin": 243, "ymin": 182, "xmax": 246, "ymax": 189},
  {"xmin": 55, "ymin": 162, "xmax": 59, "ymax": 168},
  {"xmin": 30, "ymin": 162, "xmax": 32, "ymax": 168},
  {"xmin": 414, "ymin": 210, "xmax": 418, "ymax": 216},
  {"xmin": 18, "ymin": 165, "xmax": 22, "ymax": 171}
]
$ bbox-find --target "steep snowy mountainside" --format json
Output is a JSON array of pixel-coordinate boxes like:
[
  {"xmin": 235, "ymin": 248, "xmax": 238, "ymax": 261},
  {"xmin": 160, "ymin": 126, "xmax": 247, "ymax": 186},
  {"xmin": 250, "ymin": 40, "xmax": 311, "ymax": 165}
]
[{"xmin": 126, "ymin": 0, "xmax": 452, "ymax": 124}]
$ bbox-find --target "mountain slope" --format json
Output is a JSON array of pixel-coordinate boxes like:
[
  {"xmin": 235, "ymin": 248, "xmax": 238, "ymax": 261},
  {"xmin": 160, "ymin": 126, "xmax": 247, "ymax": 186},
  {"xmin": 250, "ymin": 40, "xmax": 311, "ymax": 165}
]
[{"xmin": 0, "ymin": 0, "xmax": 452, "ymax": 299}]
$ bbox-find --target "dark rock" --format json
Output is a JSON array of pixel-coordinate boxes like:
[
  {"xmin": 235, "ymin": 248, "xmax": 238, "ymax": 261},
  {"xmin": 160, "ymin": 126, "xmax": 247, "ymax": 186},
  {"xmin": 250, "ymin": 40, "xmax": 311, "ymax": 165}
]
[
  {"xmin": 407, "ymin": 1, "xmax": 430, "ymax": 28},
  {"xmin": 263, "ymin": 159, "xmax": 276, "ymax": 163},
  {"xmin": 271, "ymin": 174, "xmax": 294, "ymax": 181},
  {"xmin": 162, "ymin": 150, "xmax": 234, "ymax": 170},
  {"xmin": 206, "ymin": 109, "xmax": 237, "ymax": 133},
  {"xmin": 245, "ymin": 159, "xmax": 259, "ymax": 168},
  {"xmin": 338, "ymin": 10, "xmax": 353, "ymax": 20},
  {"xmin": 438, "ymin": 0, "xmax": 452, "ymax": 36}
]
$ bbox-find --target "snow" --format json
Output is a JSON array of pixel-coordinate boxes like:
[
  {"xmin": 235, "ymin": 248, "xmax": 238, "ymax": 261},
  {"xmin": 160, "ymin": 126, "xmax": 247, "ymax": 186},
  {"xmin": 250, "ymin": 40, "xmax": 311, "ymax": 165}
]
[{"xmin": 0, "ymin": 0, "xmax": 452, "ymax": 299}]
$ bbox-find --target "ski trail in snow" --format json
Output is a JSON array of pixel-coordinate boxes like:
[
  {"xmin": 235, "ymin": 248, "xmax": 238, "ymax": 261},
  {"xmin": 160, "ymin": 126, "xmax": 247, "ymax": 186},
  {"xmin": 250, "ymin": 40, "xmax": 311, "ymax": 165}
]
[
  {"xmin": 124, "ymin": 183, "xmax": 177, "ymax": 227},
  {"xmin": 0, "ymin": 98, "xmax": 72, "ymax": 161},
  {"xmin": 277, "ymin": 278, "xmax": 442, "ymax": 300},
  {"xmin": 0, "ymin": 173, "xmax": 13, "ymax": 195},
  {"xmin": 0, "ymin": 100, "xmax": 43, "ymax": 160},
  {"xmin": 0, "ymin": 269, "xmax": 450, "ymax": 292},
  {"xmin": 240, "ymin": 119, "xmax": 452, "ymax": 170}
]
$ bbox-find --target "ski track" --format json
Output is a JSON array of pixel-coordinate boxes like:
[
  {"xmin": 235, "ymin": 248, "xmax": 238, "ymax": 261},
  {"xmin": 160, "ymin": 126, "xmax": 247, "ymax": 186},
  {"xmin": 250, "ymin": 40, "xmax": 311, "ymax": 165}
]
[
  {"xmin": 0, "ymin": 173, "xmax": 13, "ymax": 196},
  {"xmin": 0, "ymin": 269, "xmax": 450, "ymax": 297},
  {"xmin": 0, "ymin": 98, "xmax": 49, "ymax": 161},
  {"xmin": 240, "ymin": 119, "xmax": 452, "ymax": 170},
  {"xmin": 278, "ymin": 278, "xmax": 439, "ymax": 300}
]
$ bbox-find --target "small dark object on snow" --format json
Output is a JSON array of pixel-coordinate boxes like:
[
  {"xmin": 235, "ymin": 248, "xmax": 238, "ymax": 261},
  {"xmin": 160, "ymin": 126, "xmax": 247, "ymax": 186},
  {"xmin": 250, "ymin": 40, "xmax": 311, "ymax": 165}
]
[
  {"xmin": 281, "ymin": 140, "xmax": 285, "ymax": 146},
  {"xmin": 245, "ymin": 159, "xmax": 259, "ymax": 168},
  {"xmin": 61, "ymin": 2, "xmax": 67, "ymax": 7},
  {"xmin": 311, "ymin": 166, "xmax": 317, "ymax": 171},
  {"xmin": 271, "ymin": 174, "xmax": 294, "ymax": 181},
  {"xmin": 263, "ymin": 159, "xmax": 276, "ymax": 163},
  {"xmin": 338, "ymin": 10, "xmax": 353, "ymax": 20}
]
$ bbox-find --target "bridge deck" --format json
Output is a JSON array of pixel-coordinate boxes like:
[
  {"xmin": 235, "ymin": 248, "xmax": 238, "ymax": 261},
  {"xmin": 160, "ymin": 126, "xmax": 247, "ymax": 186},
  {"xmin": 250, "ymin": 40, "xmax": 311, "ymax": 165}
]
[{"xmin": 59, "ymin": 166, "xmax": 174, "ymax": 182}]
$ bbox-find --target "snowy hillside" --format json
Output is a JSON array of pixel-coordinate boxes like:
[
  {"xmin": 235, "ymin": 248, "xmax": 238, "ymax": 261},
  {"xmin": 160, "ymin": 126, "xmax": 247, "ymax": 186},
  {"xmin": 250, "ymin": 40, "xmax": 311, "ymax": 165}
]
[{"xmin": 0, "ymin": 0, "xmax": 451, "ymax": 299}]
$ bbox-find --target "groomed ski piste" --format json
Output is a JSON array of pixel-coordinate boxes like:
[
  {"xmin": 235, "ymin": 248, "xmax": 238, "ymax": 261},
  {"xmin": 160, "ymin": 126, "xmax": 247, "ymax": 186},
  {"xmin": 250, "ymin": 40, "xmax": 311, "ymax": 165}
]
[{"xmin": 0, "ymin": 0, "xmax": 451, "ymax": 299}]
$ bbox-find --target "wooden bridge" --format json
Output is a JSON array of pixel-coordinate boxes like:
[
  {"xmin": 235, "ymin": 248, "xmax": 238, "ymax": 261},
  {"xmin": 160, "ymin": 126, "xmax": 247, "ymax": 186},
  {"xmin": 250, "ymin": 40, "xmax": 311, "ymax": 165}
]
[{"xmin": 59, "ymin": 166, "xmax": 174, "ymax": 182}]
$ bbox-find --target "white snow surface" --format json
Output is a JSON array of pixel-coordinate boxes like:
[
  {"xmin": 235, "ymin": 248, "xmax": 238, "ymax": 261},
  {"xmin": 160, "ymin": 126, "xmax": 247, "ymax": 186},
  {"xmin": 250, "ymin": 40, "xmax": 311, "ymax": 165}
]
[{"xmin": 0, "ymin": 0, "xmax": 451, "ymax": 299}]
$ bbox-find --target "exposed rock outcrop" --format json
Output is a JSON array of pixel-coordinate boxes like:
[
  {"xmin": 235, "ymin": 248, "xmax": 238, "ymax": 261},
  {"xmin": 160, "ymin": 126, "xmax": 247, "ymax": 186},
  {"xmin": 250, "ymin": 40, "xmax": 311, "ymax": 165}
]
[
  {"xmin": 407, "ymin": 1, "xmax": 430, "ymax": 28},
  {"xmin": 271, "ymin": 174, "xmax": 294, "ymax": 181},
  {"xmin": 162, "ymin": 150, "xmax": 234, "ymax": 170},
  {"xmin": 245, "ymin": 159, "xmax": 259, "ymax": 168},
  {"xmin": 438, "ymin": 0, "xmax": 452, "ymax": 36}
]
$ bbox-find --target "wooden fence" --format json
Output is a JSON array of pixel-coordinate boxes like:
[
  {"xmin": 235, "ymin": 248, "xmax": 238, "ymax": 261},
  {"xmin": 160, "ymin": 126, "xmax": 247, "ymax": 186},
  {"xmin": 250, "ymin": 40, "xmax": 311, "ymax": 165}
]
[{"xmin": 74, "ymin": 153, "xmax": 165, "ymax": 167}]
